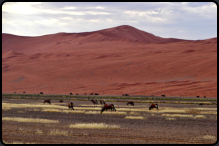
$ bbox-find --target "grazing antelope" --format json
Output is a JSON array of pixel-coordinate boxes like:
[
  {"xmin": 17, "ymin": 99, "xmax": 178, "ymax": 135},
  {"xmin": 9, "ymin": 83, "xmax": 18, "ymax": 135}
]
[
  {"xmin": 101, "ymin": 104, "xmax": 116, "ymax": 113},
  {"xmin": 100, "ymin": 100, "xmax": 105, "ymax": 105},
  {"xmin": 127, "ymin": 101, "xmax": 134, "ymax": 106},
  {"xmin": 199, "ymin": 103, "xmax": 203, "ymax": 106},
  {"xmin": 149, "ymin": 103, "xmax": 158, "ymax": 110},
  {"xmin": 68, "ymin": 102, "xmax": 74, "ymax": 110},
  {"xmin": 91, "ymin": 99, "xmax": 98, "ymax": 106},
  {"xmin": 123, "ymin": 94, "xmax": 129, "ymax": 96},
  {"xmin": 44, "ymin": 99, "xmax": 51, "ymax": 104}
]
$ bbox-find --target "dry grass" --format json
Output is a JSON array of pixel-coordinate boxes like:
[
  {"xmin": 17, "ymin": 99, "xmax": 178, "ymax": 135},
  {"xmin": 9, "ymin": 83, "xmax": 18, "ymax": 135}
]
[
  {"xmin": 149, "ymin": 107, "xmax": 217, "ymax": 115},
  {"xmin": 2, "ymin": 117, "xmax": 59, "ymax": 123},
  {"xmin": 202, "ymin": 111, "xmax": 217, "ymax": 114},
  {"xmin": 150, "ymin": 107, "xmax": 186, "ymax": 113},
  {"xmin": 124, "ymin": 116, "xmax": 144, "ymax": 120},
  {"xmin": 162, "ymin": 114, "xmax": 194, "ymax": 118},
  {"xmin": 28, "ymin": 108, "xmax": 41, "ymax": 112},
  {"xmin": 202, "ymin": 135, "xmax": 216, "ymax": 140},
  {"xmin": 17, "ymin": 110, "xmax": 25, "ymax": 113},
  {"xmin": 84, "ymin": 111, "xmax": 100, "ymax": 114},
  {"xmin": 186, "ymin": 107, "xmax": 217, "ymax": 115},
  {"xmin": 2, "ymin": 107, "xmax": 11, "ymax": 111},
  {"xmin": 116, "ymin": 108, "xmax": 148, "ymax": 112},
  {"xmin": 18, "ymin": 128, "xmax": 32, "ymax": 133},
  {"xmin": 52, "ymin": 103, "xmax": 68, "ymax": 105},
  {"xmin": 75, "ymin": 107, "xmax": 102, "ymax": 111},
  {"xmin": 113, "ymin": 106, "xmax": 217, "ymax": 115},
  {"xmin": 118, "ymin": 107, "xmax": 187, "ymax": 114},
  {"xmin": 62, "ymin": 109, "xmax": 85, "ymax": 113},
  {"xmin": 69, "ymin": 123, "xmax": 120, "ymax": 129},
  {"xmin": 40, "ymin": 108, "xmax": 85, "ymax": 114},
  {"xmin": 194, "ymin": 115, "xmax": 206, "ymax": 119},
  {"xmin": 165, "ymin": 117, "xmax": 176, "ymax": 120},
  {"xmin": 41, "ymin": 109, "xmax": 61, "ymax": 112},
  {"xmin": 78, "ymin": 104, "xmax": 103, "ymax": 107},
  {"xmin": 187, "ymin": 107, "xmax": 217, "ymax": 115},
  {"xmin": 129, "ymin": 111, "xmax": 140, "ymax": 115},
  {"xmin": 49, "ymin": 129, "xmax": 69, "ymax": 136},
  {"xmin": 192, "ymin": 135, "xmax": 217, "ymax": 142},
  {"xmin": 35, "ymin": 129, "xmax": 43, "ymax": 134},
  {"xmin": 186, "ymin": 110, "xmax": 201, "ymax": 114},
  {"xmin": 115, "ymin": 105, "xmax": 145, "ymax": 108},
  {"xmin": 102, "ymin": 111, "xmax": 127, "ymax": 115},
  {"xmin": 192, "ymin": 107, "xmax": 217, "ymax": 111},
  {"xmin": 3, "ymin": 141, "xmax": 38, "ymax": 144},
  {"xmin": 187, "ymin": 110, "xmax": 217, "ymax": 115},
  {"xmin": 2, "ymin": 103, "xmax": 67, "ymax": 109}
]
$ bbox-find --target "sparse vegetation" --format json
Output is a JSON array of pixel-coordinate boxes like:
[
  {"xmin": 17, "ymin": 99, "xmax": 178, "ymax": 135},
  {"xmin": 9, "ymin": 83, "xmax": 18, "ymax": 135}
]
[
  {"xmin": 17, "ymin": 110, "xmax": 25, "ymax": 113},
  {"xmin": 2, "ymin": 117, "xmax": 59, "ymax": 123},
  {"xmin": 35, "ymin": 129, "xmax": 43, "ymax": 134},
  {"xmin": 116, "ymin": 107, "xmax": 148, "ymax": 112},
  {"xmin": 69, "ymin": 123, "xmax": 120, "ymax": 129},
  {"xmin": 102, "ymin": 111, "xmax": 126, "ymax": 115},
  {"xmin": 2, "ymin": 93, "xmax": 217, "ymax": 103},
  {"xmin": 76, "ymin": 107, "xmax": 101, "ymax": 111},
  {"xmin": 129, "ymin": 111, "xmax": 140, "ymax": 115},
  {"xmin": 2, "ymin": 107, "xmax": 11, "ymax": 111},
  {"xmin": 162, "ymin": 114, "xmax": 193, "ymax": 118},
  {"xmin": 41, "ymin": 109, "xmax": 61, "ymax": 112},
  {"xmin": 2, "ymin": 103, "xmax": 67, "ymax": 109},
  {"xmin": 165, "ymin": 117, "xmax": 176, "ymax": 120},
  {"xmin": 202, "ymin": 135, "xmax": 216, "ymax": 140},
  {"xmin": 194, "ymin": 115, "xmax": 206, "ymax": 119},
  {"xmin": 49, "ymin": 129, "xmax": 69, "ymax": 136},
  {"xmin": 3, "ymin": 141, "xmax": 38, "ymax": 144},
  {"xmin": 62, "ymin": 109, "xmax": 85, "ymax": 114},
  {"xmin": 124, "ymin": 116, "xmax": 144, "ymax": 119},
  {"xmin": 2, "ymin": 97, "xmax": 217, "ymax": 144},
  {"xmin": 84, "ymin": 111, "xmax": 99, "ymax": 114},
  {"xmin": 192, "ymin": 135, "xmax": 217, "ymax": 142}
]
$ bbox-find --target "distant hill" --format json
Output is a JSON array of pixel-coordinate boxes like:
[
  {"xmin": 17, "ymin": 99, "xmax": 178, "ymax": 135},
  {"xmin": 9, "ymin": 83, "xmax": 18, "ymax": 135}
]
[
  {"xmin": 2, "ymin": 25, "xmax": 187, "ymax": 53},
  {"xmin": 2, "ymin": 25, "xmax": 217, "ymax": 97}
]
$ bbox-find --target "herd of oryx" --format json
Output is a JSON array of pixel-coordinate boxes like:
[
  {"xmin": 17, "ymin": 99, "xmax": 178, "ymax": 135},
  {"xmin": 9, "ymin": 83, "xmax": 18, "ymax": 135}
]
[{"xmin": 43, "ymin": 99, "xmax": 159, "ymax": 113}]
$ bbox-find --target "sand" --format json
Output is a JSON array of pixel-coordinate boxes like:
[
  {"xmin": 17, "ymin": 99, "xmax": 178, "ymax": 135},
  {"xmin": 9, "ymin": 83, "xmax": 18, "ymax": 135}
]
[{"xmin": 2, "ymin": 25, "xmax": 217, "ymax": 97}]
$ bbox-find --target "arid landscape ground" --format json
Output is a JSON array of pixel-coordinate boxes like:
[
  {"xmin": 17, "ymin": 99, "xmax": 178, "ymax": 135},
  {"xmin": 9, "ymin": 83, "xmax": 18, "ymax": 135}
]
[
  {"xmin": 2, "ymin": 25, "xmax": 217, "ymax": 97},
  {"xmin": 2, "ymin": 25, "xmax": 217, "ymax": 144},
  {"xmin": 2, "ymin": 96, "xmax": 217, "ymax": 144}
]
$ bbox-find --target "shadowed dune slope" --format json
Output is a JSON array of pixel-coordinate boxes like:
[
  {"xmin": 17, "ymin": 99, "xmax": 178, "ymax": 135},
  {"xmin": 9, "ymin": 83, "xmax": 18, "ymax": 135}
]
[{"xmin": 2, "ymin": 25, "xmax": 217, "ymax": 97}]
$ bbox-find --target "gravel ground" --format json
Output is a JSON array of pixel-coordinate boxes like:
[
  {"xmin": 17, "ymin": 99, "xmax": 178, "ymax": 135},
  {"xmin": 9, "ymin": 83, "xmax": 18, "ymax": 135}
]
[{"xmin": 2, "ymin": 98, "xmax": 217, "ymax": 144}]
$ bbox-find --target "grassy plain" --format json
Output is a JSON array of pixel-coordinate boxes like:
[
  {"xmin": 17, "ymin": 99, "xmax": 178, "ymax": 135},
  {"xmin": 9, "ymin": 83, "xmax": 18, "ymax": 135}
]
[{"xmin": 2, "ymin": 96, "xmax": 217, "ymax": 144}]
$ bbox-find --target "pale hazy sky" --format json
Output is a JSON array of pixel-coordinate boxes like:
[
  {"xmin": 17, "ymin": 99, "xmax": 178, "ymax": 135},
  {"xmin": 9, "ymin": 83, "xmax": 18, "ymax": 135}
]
[{"xmin": 2, "ymin": 2, "xmax": 217, "ymax": 40}]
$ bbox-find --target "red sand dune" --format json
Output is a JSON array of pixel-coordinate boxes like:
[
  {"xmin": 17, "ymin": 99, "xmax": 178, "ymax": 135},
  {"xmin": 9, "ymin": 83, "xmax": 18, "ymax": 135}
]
[{"xmin": 2, "ymin": 25, "xmax": 217, "ymax": 98}]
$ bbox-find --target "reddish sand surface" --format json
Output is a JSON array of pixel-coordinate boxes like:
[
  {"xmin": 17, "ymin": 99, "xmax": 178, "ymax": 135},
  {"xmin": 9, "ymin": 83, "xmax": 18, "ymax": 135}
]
[{"xmin": 2, "ymin": 25, "xmax": 217, "ymax": 97}]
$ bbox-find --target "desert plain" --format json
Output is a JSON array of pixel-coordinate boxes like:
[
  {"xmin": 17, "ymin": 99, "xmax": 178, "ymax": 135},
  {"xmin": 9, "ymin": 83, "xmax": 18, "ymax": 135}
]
[{"xmin": 2, "ymin": 96, "xmax": 217, "ymax": 144}]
